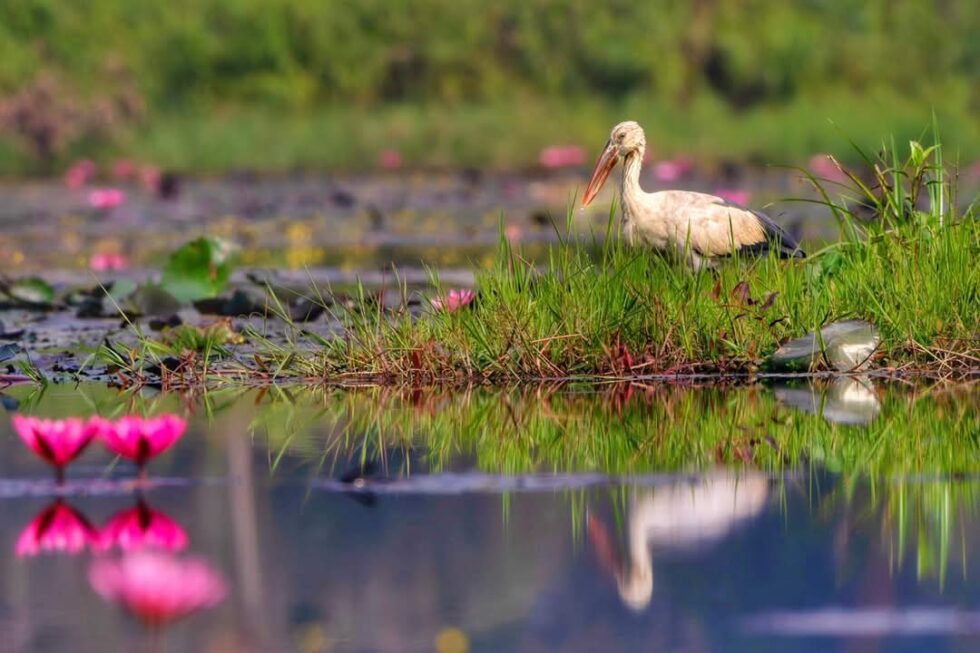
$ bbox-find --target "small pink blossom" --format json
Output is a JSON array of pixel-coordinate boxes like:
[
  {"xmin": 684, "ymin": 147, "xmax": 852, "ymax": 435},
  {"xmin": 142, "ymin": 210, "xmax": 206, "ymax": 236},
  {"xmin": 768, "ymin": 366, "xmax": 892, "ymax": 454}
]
[
  {"xmin": 98, "ymin": 501, "xmax": 189, "ymax": 553},
  {"xmin": 92, "ymin": 414, "xmax": 187, "ymax": 467},
  {"xmin": 89, "ymin": 552, "xmax": 227, "ymax": 627},
  {"xmin": 140, "ymin": 164, "xmax": 162, "ymax": 192},
  {"xmin": 652, "ymin": 156, "xmax": 694, "ymax": 182},
  {"xmin": 539, "ymin": 145, "xmax": 587, "ymax": 169},
  {"xmin": 504, "ymin": 223, "xmax": 523, "ymax": 242},
  {"xmin": 111, "ymin": 159, "xmax": 138, "ymax": 181},
  {"xmin": 64, "ymin": 159, "xmax": 97, "ymax": 189},
  {"xmin": 713, "ymin": 188, "xmax": 752, "ymax": 206},
  {"xmin": 89, "ymin": 252, "xmax": 129, "ymax": 271},
  {"xmin": 17, "ymin": 501, "xmax": 99, "ymax": 557},
  {"xmin": 808, "ymin": 154, "xmax": 849, "ymax": 184},
  {"xmin": 379, "ymin": 149, "xmax": 402, "ymax": 170},
  {"xmin": 12, "ymin": 415, "xmax": 98, "ymax": 470},
  {"xmin": 431, "ymin": 288, "xmax": 476, "ymax": 313},
  {"xmin": 88, "ymin": 188, "xmax": 127, "ymax": 211}
]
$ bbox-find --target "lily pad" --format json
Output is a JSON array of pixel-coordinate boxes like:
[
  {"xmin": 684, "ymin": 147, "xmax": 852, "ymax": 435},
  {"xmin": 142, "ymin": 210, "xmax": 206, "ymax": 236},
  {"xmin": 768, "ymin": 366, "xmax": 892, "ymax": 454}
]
[
  {"xmin": 161, "ymin": 237, "xmax": 236, "ymax": 302},
  {"xmin": 2, "ymin": 277, "xmax": 55, "ymax": 307},
  {"xmin": 767, "ymin": 319, "xmax": 880, "ymax": 372},
  {"xmin": 0, "ymin": 343, "xmax": 23, "ymax": 363},
  {"xmin": 124, "ymin": 284, "xmax": 183, "ymax": 316}
]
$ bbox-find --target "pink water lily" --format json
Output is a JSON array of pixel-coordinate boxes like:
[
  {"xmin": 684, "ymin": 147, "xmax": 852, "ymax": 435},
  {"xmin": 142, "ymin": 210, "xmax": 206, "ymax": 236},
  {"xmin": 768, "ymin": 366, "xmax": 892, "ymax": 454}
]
[
  {"xmin": 98, "ymin": 501, "xmax": 189, "ymax": 553},
  {"xmin": 89, "ymin": 252, "xmax": 129, "ymax": 271},
  {"xmin": 379, "ymin": 148, "xmax": 402, "ymax": 170},
  {"xmin": 12, "ymin": 415, "xmax": 98, "ymax": 472},
  {"xmin": 92, "ymin": 414, "xmax": 187, "ymax": 467},
  {"xmin": 652, "ymin": 156, "xmax": 694, "ymax": 182},
  {"xmin": 64, "ymin": 159, "xmax": 97, "ymax": 189},
  {"xmin": 807, "ymin": 154, "xmax": 850, "ymax": 185},
  {"xmin": 431, "ymin": 288, "xmax": 476, "ymax": 312},
  {"xmin": 17, "ymin": 501, "xmax": 99, "ymax": 557},
  {"xmin": 539, "ymin": 145, "xmax": 586, "ymax": 169},
  {"xmin": 88, "ymin": 188, "xmax": 127, "ymax": 211},
  {"xmin": 713, "ymin": 188, "xmax": 752, "ymax": 206},
  {"xmin": 89, "ymin": 552, "xmax": 226, "ymax": 627}
]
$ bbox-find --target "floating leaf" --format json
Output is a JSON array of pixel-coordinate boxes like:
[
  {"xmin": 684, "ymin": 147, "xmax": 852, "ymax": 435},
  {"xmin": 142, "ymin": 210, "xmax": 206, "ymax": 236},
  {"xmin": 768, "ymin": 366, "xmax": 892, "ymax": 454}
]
[
  {"xmin": 125, "ymin": 284, "xmax": 183, "ymax": 316},
  {"xmin": 3, "ymin": 278, "xmax": 55, "ymax": 307},
  {"xmin": 161, "ymin": 237, "xmax": 235, "ymax": 302},
  {"xmin": 0, "ymin": 343, "xmax": 23, "ymax": 363}
]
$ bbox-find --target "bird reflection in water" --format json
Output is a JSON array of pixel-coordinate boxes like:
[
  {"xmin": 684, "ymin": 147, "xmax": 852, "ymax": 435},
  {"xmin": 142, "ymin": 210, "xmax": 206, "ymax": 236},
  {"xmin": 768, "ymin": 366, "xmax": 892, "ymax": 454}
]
[{"xmin": 589, "ymin": 473, "xmax": 769, "ymax": 610}]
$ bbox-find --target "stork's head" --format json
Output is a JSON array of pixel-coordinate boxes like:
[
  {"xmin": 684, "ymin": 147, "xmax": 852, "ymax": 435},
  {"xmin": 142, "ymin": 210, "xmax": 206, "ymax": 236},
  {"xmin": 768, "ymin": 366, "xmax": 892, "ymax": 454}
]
[{"xmin": 582, "ymin": 121, "xmax": 646, "ymax": 206}]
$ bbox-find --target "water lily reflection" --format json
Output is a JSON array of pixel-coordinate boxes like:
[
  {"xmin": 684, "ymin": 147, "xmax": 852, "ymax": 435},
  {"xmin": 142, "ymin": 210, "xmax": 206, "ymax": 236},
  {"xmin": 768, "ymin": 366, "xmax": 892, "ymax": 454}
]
[
  {"xmin": 89, "ymin": 552, "xmax": 227, "ymax": 627},
  {"xmin": 16, "ymin": 500, "xmax": 99, "ymax": 557},
  {"xmin": 590, "ymin": 473, "xmax": 769, "ymax": 611},
  {"xmin": 98, "ymin": 499, "xmax": 189, "ymax": 553},
  {"xmin": 774, "ymin": 377, "xmax": 881, "ymax": 425}
]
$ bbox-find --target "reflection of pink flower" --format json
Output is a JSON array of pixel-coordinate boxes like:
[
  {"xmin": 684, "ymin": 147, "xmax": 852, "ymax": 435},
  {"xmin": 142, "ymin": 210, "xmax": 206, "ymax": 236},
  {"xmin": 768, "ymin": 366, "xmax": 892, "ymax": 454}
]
[
  {"xmin": 89, "ymin": 252, "xmax": 129, "ymax": 271},
  {"xmin": 65, "ymin": 159, "xmax": 97, "ymax": 189},
  {"xmin": 431, "ymin": 289, "xmax": 476, "ymax": 312},
  {"xmin": 379, "ymin": 149, "xmax": 402, "ymax": 170},
  {"xmin": 12, "ymin": 415, "xmax": 97, "ymax": 470},
  {"xmin": 88, "ymin": 188, "xmax": 127, "ymax": 210},
  {"xmin": 539, "ymin": 145, "xmax": 586, "ymax": 169},
  {"xmin": 92, "ymin": 414, "xmax": 187, "ymax": 467},
  {"xmin": 652, "ymin": 157, "xmax": 694, "ymax": 182},
  {"xmin": 98, "ymin": 502, "xmax": 188, "ymax": 553},
  {"xmin": 714, "ymin": 188, "xmax": 751, "ymax": 206},
  {"xmin": 89, "ymin": 552, "xmax": 227, "ymax": 627},
  {"xmin": 17, "ymin": 501, "xmax": 99, "ymax": 557}
]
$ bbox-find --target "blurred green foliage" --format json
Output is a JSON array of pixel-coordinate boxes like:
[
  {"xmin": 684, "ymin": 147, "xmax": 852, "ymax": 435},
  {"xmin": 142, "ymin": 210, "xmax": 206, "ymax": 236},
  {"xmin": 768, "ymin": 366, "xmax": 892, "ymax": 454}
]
[{"xmin": 0, "ymin": 0, "xmax": 977, "ymax": 171}]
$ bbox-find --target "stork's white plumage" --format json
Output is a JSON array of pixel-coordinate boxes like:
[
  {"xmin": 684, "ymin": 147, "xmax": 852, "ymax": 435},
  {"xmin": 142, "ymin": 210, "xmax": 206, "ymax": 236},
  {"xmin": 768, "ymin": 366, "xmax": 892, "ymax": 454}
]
[{"xmin": 583, "ymin": 121, "xmax": 805, "ymax": 268}]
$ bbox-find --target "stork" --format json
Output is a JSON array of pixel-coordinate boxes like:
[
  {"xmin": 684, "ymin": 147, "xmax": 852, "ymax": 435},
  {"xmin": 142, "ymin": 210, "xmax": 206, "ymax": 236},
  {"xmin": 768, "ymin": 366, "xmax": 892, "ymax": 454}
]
[{"xmin": 582, "ymin": 121, "xmax": 805, "ymax": 268}]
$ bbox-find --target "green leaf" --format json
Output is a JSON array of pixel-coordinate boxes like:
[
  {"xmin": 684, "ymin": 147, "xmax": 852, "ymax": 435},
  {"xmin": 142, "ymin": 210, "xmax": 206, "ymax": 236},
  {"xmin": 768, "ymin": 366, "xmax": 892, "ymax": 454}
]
[
  {"xmin": 4, "ymin": 277, "xmax": 55, "ymax": 306},
  {"xmin": 160, "ymin": 237, "xmax": 235, "ymax": 302}
]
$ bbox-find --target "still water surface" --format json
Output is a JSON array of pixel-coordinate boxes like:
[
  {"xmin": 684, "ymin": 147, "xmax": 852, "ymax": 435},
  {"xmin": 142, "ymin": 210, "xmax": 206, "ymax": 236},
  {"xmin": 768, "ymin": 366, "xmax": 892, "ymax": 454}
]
[{"xmin": 0, "ymin": 382, "xmax": 978, "ymax": 652}]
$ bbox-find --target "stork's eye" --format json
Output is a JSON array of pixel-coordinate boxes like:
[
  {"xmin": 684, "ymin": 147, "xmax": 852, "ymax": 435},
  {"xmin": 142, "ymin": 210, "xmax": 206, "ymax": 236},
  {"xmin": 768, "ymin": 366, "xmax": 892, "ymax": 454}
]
[{"xmin": 617, "ymin": 133, "xmax": 625, "ymax": 142}]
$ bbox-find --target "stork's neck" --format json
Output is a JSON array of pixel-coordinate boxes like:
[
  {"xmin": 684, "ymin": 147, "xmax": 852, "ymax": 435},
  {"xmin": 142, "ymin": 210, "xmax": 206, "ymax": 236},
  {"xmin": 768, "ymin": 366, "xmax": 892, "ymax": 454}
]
[{"xmin": 621, "ymin": 146, "xmax": 645, "ymax": 204}]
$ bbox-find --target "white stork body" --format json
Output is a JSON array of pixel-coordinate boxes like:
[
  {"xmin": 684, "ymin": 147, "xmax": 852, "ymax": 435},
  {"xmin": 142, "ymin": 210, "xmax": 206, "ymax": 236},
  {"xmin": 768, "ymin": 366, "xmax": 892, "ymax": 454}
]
[{"xmin": 584, "ymin": 121, "xmax": 805, "ymax": 268}]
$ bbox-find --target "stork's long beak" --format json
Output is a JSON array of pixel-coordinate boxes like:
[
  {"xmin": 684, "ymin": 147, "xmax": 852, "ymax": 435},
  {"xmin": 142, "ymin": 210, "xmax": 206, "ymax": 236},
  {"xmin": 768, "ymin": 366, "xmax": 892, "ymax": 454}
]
[{"xmin": 582, "ymin": 141, "xmax": 618, "ymax": 207}]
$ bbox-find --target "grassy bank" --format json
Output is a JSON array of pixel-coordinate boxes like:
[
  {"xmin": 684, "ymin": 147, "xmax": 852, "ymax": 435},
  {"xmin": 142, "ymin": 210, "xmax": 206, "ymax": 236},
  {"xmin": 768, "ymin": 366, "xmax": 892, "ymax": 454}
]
[
  {"xmin": 88, "ymin": 136, "xmax": 978, "ymax": 386},
  {"xmin": 243, "ymin": 141, "xmax": 976, "ymax": 383}
]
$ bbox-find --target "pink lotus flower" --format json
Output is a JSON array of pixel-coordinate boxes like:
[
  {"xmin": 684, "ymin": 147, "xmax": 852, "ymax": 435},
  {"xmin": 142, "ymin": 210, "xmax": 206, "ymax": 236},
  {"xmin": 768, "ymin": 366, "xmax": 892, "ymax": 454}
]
[
  {"xmin": 713, "ymin": 188, "xmax": 752, "ymax": 206},
  {"xmin": 539, "ymin": 145, "xmax": 586, "ymax": 169},
  {"xmin": 652, "ymin": 156, "xmax": 694, "ymax": 182},
  {"xmin": 431, "ymin": 288, "xmax": 476, "ymax": 312},
  {"xmin": 92, "ymin": 414, "xmax": 187, "ymax": 467},
  {"xmin": 89, "ymin": 552, "xmax": 227, "ymax": 627},
  {"xmin": 17, "ymin": 501, "xmax": 98, "ymax": 557},
  {"xmin": 64, "ymin": 159, "xmax": 97, "ymax": 189},
  {"xmin": 379, "ymin": 149, "xmax": 402, "ymax": 170},
  {"xmin": 98, "ymin": 501, "xmax": 189, "ymax": 553},
  {"xmin": 12, "ymin": 415, "xmax": 97, "ymax": 472},
  {"xmin": 89, "ymin": 252, "xmax": 129, "ymax": 271},
  {"xmin": 88, "ymin": 188, "xmax": 127, "ymax": 211}
]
